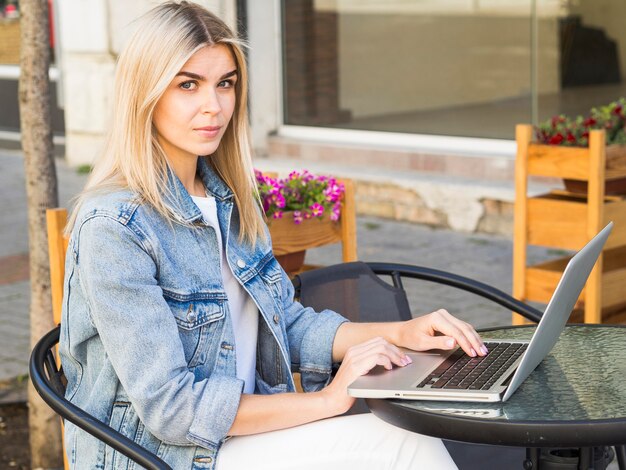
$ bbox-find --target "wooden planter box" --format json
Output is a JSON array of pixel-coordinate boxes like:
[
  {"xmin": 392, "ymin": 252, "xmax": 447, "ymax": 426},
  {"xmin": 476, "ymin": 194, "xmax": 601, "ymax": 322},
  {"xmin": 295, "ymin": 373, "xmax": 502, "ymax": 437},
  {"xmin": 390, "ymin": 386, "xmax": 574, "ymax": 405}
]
[
  {"xmin": 513, "ymin": 125, "xmax": 626, "ymax": 324},
  {"xmin": 269, "ymin": 212, "xmax": 343, "ymax": 256},
  {"xmin": 267, "ymin": 178, "xmax": 357, "ymax": 274}
]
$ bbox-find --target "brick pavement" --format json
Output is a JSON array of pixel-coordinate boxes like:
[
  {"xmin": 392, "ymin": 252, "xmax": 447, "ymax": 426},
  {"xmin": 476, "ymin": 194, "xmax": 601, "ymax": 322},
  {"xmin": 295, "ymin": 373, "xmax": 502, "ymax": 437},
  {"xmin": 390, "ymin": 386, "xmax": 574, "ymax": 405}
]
[{"xmin": 0, "ymin": 149, "xmax": 554, "ymax": 383}]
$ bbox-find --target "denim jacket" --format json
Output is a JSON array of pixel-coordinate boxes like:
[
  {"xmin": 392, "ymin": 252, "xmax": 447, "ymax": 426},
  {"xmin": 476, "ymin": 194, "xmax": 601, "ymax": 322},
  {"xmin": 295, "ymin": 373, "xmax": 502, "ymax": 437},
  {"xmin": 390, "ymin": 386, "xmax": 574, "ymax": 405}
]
[{"xmin": 59, "ymin": 158, "xmax": 348, "ymax": 469}]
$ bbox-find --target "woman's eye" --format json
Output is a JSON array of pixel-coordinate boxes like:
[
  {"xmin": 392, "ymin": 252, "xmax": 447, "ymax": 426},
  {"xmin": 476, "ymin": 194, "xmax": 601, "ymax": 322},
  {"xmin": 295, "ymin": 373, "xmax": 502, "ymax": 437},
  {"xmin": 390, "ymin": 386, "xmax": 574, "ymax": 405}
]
[
  {"xmin": 179, "ymin": 81, "xmax": 198, "ymax": 90},
  {"xmin": 218, "ymin": 79, "xmax": 235, "ymax": 88}
]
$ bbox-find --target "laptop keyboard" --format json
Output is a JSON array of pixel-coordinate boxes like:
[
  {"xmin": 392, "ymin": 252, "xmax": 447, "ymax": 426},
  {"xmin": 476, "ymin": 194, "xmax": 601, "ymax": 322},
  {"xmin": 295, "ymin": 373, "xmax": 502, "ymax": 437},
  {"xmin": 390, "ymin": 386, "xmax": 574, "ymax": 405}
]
[{"xmin": 416, "ymin": 342, "xmax": 528, "ymax": 391}]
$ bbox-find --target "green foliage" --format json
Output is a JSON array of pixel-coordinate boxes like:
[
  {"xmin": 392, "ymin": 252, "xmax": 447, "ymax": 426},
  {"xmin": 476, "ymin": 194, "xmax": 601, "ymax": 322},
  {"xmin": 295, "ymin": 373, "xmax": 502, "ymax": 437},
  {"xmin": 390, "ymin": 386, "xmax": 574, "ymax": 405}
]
[{"xmin": 536, "ymin": 98, "xmax": 626, "ymax": 147}]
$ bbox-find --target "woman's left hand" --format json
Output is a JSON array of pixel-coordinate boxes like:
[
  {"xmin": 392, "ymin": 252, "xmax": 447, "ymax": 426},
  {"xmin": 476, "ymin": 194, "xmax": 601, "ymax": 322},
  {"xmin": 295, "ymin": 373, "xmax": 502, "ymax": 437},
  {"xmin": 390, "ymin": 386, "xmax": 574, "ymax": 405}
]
[{"xmin": 397, "ymin": 309, "xmax": 488, "ymax": 357}]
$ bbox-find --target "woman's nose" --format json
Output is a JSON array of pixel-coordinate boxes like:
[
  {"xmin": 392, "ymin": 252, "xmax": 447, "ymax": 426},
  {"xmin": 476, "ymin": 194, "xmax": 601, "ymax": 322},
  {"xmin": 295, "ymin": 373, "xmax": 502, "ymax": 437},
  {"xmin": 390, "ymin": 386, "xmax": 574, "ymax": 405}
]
[{"xmin": 201, "ymin": 89, "xmax": 222, "ymax": 115}]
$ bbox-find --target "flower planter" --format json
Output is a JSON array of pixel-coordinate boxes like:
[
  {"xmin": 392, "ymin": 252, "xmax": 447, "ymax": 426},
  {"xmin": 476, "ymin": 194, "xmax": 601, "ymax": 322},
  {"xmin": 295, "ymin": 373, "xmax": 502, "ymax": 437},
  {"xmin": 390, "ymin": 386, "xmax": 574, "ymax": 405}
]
[
  {"xmin": 561, "ymin": 145, "xmax": 626, "ymax": 195},
  {"xmin": 269, "ymin": 212, "xmax": 341, "ymax": 257},
  {"xmin": 515, "ymin": 125, "xmax": 626, "ymax": 325}
]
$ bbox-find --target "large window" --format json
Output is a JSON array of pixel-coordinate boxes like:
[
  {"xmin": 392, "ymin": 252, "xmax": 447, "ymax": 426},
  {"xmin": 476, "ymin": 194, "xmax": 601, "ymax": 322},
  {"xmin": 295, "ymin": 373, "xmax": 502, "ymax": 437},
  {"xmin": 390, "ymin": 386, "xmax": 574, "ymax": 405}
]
[{"xmin": 282, "ymin": 0, "xmax": 626, "ymax": 140}]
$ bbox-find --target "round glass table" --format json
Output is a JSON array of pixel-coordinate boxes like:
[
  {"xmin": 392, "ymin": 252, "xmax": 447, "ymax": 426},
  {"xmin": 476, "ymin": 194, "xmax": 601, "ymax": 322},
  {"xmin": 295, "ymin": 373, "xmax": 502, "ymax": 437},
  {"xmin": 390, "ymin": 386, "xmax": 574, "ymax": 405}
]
[{"xmin": 366, "ymin": 325, "xmax": 626, "ymax": 448}]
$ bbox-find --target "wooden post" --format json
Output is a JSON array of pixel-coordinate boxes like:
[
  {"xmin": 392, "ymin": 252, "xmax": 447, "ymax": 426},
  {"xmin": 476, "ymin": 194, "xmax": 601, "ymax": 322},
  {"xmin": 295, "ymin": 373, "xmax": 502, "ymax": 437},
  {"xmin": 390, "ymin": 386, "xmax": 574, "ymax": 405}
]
[
  {"xmin": 585, "ymin": 130, "xmax": 606, "ymax": 323},
  {"xmin": 513, "ymin": 125, "xmax": 532, "ymax": 325},
  {"xmin": 340, "ymin": 179, "xmax": 358, "ymax": 262},
  {"xmin": 46, "ymin": 208, "xmax": 68, "ymax": 326}
]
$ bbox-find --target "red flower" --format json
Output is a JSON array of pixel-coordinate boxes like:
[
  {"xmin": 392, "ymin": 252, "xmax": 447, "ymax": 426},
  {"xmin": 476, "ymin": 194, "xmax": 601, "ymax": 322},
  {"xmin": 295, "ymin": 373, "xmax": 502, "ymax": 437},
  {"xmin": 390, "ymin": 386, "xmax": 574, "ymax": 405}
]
[
  {"xmin": 583, "ymin": 117, "xmax": 597, "ymax": 127},
  {"xmin": 566, "ymin": 132, "xmax": 576, "ymax": 143},
  {"xmin": 549, "ymin": 134, "xmax": 564, "ymax": 145}
]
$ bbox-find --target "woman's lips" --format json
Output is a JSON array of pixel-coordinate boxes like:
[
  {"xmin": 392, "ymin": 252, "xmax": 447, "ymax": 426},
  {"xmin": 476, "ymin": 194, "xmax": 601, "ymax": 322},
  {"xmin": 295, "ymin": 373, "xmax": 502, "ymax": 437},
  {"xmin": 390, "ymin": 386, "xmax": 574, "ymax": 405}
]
[{"xmin": 194, "ymin": 126, "xmax": 221, "ymax": 138}]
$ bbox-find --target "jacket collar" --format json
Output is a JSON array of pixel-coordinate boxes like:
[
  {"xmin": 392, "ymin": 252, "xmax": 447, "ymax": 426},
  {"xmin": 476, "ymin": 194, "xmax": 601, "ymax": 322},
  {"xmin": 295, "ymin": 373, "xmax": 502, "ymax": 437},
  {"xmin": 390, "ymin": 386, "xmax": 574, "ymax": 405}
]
[{"xmin": 164, "ymin": 157, "xmax": 234, "ymax": 224}]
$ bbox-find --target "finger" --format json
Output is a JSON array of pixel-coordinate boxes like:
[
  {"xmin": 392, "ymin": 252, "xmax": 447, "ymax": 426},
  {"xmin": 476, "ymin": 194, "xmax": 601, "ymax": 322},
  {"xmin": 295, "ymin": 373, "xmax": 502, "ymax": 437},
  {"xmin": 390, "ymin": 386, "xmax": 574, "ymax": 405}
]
[
  {"xmin": 348, "ymin": 337, "xmax": 411, "ymax": 366},
  {"xmin": 438, "ymin": 312, "xmax": 486, "ymax": 356},
  {"xmin": 458, "ymin": 321, "xmax": 487, "ymax": 355},
  {"xmin": 352, "ymin": 342, "xmax": 411, "ymax": 368},
  {"xmin": 430, "ymin": 310, "xmax": 477, "ymax": 357},
  {"xmin": 418, "ymin": 334, "xmax": 457, "ymax": 352}
]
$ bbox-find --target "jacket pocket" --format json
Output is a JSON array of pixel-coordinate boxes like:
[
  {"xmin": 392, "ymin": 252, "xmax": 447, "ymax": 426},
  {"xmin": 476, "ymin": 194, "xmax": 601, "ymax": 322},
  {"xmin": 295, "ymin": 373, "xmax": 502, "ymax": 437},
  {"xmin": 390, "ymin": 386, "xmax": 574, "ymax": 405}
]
[
  {"xmin": 258, "ymin": 255, "xmax": 284, "ymax": 302},
  {"xmin": 163, "ymin": 291, "xmax": 226, "ymax": 368},
  {"xmin": 104, "ymin": 401, "xmax": 135, "ymax": 470}
]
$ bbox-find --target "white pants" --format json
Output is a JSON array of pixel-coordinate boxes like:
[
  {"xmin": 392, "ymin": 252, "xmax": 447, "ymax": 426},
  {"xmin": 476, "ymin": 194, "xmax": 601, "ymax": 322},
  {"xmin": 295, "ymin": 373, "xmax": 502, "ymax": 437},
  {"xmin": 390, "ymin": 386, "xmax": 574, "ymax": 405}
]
[{"xmin": 217, "ymin": 413, "xmax": 458, "ymax": 470}]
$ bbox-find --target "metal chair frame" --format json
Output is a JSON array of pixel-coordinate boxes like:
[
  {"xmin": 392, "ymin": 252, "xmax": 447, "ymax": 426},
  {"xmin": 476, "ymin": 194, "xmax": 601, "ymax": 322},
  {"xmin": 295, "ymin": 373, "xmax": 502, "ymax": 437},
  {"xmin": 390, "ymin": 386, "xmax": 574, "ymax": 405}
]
[{"xmin": 29, "ymin": 327, "xmax": 172, "ymax": 470}]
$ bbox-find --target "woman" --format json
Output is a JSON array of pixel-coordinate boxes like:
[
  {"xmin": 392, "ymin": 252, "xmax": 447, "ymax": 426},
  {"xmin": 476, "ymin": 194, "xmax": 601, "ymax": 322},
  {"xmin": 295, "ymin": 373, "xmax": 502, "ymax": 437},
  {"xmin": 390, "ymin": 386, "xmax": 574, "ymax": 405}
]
[{"xmin": 60, "ymin": 2, "xmax": 487, "ymax": 469}]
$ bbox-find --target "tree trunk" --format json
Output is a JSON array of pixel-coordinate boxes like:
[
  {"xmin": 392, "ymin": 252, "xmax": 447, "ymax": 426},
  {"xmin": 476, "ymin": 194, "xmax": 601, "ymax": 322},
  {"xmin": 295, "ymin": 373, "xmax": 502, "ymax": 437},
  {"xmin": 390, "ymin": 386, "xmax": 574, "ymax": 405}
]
[{"xmin": 18, "ymin": 0, "xmax": 63, "ymax": 468}]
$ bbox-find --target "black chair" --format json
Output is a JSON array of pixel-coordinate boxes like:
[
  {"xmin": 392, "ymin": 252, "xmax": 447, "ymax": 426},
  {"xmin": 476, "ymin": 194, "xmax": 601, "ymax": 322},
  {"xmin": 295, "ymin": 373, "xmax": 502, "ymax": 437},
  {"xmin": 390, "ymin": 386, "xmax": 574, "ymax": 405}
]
[
  {"xmin": 29, "ymin": 326, "xmax": 172, "ymax": 470},
  {"xmin": 293, "ymin": 261, "xmax": 623, "ymax": 470}
]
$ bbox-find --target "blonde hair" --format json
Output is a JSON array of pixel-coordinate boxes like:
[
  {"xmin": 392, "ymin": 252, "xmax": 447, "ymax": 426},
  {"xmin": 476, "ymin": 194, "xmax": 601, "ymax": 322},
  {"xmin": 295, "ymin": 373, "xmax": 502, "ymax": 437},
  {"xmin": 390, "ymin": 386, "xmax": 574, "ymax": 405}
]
[{"xmin": 68, "ymin": 1, "xmax": 265, "ymax": 244}]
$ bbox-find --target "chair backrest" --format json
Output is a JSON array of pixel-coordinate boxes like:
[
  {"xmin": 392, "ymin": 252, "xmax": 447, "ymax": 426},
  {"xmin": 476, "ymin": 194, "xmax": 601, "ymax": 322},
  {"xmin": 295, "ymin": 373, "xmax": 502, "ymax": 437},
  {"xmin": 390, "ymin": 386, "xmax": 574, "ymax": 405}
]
[
  {"xmin": 46, "ymin": 208, "xmax": 69, "ymax": 325},
  {"xmin": 293, "ymin": 261, "xmax": 412, "ymax": 323}
]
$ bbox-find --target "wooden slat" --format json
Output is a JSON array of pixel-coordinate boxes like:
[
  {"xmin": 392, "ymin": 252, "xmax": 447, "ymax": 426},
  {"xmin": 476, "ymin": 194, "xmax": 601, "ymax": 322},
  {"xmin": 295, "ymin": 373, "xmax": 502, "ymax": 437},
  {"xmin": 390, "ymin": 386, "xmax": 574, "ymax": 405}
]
[
  {"xmin": 339, "ymin": 179, "xmax": 357, "ymax": 262},
  {"xmin": 525, "ymin": 246, "xmax": 626, "ymax": 314},
  {"xmin": 598, "ymin": 245, "xmax": 626, "ymax": 309},
  {"xmin": 270, "ymin": 213, "xmax": 341, "ymax": 255},
  {"xmin": 585, "ymin": 130, "xmax": 606, "ymax": 323},
  {"xmin": 604, "ymin": 200, "xmax": 626, "ymax": 249},
  {"xmin": 527, "ymin": 144, "xmax": 590, "ymax": 179},
  {"xmin": 46, "ymin": 208, "xmax": 68, "ymax": 326},
  {"xmin": 513, "ymin": 124, "xmax": 532, "ymax": 325},
  {"xmin": 527, "ymin": 196, "xmax": 588, "ymax": 250}
]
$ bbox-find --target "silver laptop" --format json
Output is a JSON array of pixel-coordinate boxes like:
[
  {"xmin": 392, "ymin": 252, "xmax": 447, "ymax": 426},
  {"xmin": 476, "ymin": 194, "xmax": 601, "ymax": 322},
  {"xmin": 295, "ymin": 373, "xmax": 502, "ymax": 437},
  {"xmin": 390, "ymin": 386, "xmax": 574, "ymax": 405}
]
[{"xmin": 348, "ymin": 222, "xmax": 613, "ymax": 403}]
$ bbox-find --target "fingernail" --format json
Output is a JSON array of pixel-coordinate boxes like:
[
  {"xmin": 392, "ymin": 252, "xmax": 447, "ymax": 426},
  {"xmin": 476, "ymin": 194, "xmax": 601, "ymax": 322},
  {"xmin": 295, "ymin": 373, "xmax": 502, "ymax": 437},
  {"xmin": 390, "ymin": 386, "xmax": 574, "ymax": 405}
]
[
  {"xmin": 405, "ymin": 355, "xmax": 412, "ymax": 364},
  {"xmin": 446, "ymin": 338, "xmax": 455, "ymax": 348},
  {"xmin": 470, "ymin": 348, "xmax": 477, "ymax": 357},
  {"xmin": 480, "ymin": 345, "xmax": 489, "ymax": 355}
]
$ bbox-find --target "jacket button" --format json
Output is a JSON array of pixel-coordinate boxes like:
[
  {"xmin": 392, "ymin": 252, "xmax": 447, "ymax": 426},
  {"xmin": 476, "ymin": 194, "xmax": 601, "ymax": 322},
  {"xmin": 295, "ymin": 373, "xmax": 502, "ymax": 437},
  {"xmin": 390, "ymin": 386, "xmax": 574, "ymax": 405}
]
[
  {"xmin": 237, "ymin": 259, "xmax": 246, "ymax": 268},
  {"xmin": 273, "ymin": 314, "xmax": 279, "ymax": 324}
]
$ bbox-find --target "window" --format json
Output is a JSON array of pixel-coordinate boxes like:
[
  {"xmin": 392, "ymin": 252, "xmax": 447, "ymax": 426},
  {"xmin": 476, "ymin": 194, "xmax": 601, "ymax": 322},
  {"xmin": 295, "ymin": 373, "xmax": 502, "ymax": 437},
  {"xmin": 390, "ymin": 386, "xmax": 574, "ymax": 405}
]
[{"xmin": 281, "ymin": 0, "xmax": 626, "ymax": 140}]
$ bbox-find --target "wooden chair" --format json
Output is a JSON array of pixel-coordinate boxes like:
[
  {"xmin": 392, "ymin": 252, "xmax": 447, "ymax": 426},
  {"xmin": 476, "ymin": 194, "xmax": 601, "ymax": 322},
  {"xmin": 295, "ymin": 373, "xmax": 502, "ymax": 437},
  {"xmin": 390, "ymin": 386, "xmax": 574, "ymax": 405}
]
[{"xmin": 46, "ymin": 208, "xmax": 69, "ymax": 327}]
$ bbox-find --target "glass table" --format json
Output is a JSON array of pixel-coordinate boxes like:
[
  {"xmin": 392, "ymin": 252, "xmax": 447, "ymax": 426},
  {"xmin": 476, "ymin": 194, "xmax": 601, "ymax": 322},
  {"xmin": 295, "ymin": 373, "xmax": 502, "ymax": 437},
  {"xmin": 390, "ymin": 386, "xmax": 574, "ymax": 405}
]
[{"xmin": 366, "ymin": 325, "xmax": 626, "ymax": 467}]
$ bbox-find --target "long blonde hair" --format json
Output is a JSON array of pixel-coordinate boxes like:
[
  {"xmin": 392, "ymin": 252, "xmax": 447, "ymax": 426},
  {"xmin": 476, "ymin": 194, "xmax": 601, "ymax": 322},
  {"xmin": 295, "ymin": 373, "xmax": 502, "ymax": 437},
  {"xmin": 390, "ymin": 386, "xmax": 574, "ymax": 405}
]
[{"xmin": 68, "ymin": 1, "xmax": 265, "ymax": 244}]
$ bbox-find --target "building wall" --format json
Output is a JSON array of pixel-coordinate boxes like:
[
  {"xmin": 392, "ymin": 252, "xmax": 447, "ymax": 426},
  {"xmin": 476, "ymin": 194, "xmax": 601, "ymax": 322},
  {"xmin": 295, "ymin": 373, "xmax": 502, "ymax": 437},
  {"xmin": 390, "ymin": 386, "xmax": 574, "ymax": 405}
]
[{"xmin": 58, "ymin": 0, "xmax": 237, "ymax": 166}]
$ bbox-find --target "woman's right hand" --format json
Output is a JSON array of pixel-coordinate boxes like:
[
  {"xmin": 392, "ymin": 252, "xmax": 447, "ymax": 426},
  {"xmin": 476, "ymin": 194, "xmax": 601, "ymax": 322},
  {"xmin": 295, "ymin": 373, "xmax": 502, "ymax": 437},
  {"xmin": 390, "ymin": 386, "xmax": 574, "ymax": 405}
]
[{"xmin": 321, "ymin": 336, "xmax": 412, "ymax": 415}]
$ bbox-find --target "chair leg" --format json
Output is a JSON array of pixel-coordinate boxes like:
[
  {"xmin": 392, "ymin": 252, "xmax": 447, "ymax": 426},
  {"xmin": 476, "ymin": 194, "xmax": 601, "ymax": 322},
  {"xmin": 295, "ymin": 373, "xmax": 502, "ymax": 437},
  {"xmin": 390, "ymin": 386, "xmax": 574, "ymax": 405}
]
[
  {"xmin": 523, "ymin": 447, "xmax": 539, "ymax": 469},
  {"xmin": 616, "ymin": 445, "xmax": 626, "ymax": 470}
]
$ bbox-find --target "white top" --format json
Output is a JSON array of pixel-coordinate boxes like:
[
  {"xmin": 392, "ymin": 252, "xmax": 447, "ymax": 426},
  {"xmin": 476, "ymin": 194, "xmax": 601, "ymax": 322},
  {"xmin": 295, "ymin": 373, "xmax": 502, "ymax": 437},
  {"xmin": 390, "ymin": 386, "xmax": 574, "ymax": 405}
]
[{"xmin": 191, "ymin": 195, "xmax": 258, "ymax": 394}]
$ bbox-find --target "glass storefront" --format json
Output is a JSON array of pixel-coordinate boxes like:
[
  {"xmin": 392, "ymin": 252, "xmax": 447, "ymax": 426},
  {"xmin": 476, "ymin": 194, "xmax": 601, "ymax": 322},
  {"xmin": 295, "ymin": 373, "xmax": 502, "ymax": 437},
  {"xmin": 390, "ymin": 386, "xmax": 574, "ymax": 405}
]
[{"xmin": 281, "ymin": 0, "xmax": 626, "ymax": 140}]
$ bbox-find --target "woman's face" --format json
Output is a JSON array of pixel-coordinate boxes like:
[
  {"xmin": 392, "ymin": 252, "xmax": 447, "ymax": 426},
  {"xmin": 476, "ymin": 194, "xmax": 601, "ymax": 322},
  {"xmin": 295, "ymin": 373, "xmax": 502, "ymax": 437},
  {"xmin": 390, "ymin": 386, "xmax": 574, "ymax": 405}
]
[{"xmin": 153, "ymin": 45, "xmax": 237, "ymax": 163}]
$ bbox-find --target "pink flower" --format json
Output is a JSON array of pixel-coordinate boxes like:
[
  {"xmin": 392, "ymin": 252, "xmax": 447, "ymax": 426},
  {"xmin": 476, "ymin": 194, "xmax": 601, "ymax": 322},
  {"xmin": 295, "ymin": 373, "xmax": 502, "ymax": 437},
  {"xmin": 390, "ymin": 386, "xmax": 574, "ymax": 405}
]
[
  {"xmin": 310, "ymin": 203, "xmax": 324, "ymax": 217},
  {"xmin": 255, "ymin": 168, "xmax": 344, "ymax": 225},
  {"xmin": 293, "ymin": 210, "xmax": 303, "ymax": 225}
]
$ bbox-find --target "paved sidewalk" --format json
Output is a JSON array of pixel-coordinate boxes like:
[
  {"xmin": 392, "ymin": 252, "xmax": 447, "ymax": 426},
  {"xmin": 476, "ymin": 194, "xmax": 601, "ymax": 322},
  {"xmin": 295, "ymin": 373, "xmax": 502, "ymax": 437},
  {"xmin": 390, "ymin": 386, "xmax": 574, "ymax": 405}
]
[{"xmin": 0, "ymin": 149, "xmax": 555, "ymax": 384}]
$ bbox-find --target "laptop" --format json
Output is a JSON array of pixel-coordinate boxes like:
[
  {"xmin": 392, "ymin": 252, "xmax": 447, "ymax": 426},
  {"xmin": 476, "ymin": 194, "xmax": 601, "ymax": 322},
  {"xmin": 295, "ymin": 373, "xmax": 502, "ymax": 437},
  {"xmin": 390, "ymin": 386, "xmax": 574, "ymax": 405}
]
[{"xmin": 348, "ymin": 222, "xmax": 613, "ymax": 403}]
